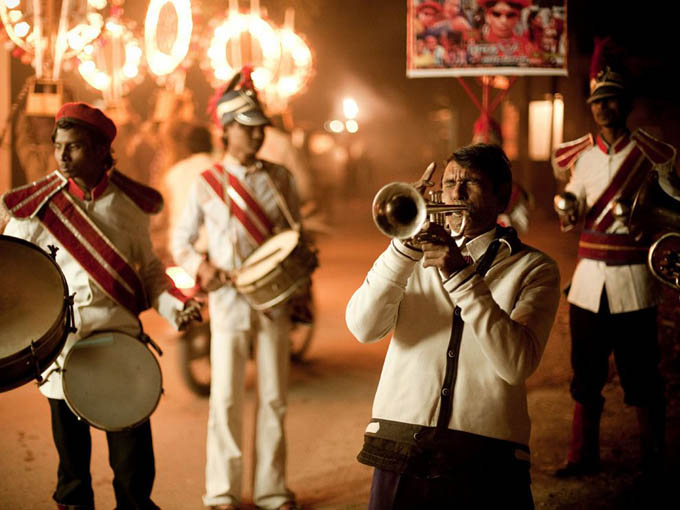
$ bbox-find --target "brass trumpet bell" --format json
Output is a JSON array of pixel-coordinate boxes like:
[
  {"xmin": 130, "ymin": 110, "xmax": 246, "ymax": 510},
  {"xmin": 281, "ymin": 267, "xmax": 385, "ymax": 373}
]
[{"xmin": 372, "ymin": 182, "xmax": 466, "ymax": 239}]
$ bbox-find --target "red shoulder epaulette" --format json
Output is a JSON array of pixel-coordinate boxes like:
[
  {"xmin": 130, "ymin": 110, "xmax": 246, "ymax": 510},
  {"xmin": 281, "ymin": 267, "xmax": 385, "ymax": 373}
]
[
  {"xmin": 551, "ymin": 134, "xmax": 594, "ymax": 173},
  {"xmin": 1, "ymin": 171, "xmax": 67, "ymax": 219},
  {"xmin": 632, "ymin": 128, "xmax": 676, "ymax": 166},
  {"xmin": 109, "ymin": 170, "xmax": 164, "ymax": 214}
]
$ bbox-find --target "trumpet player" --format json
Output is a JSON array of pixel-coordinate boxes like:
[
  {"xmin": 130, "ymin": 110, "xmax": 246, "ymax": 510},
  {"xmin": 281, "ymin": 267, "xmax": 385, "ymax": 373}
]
[
  {"xmin": 346, "ymin": 143, "xmax": 560, "ymax": 509},
  {"xmin": 552, "ymin": 40, "xmax": 678, "ymax": 480}
]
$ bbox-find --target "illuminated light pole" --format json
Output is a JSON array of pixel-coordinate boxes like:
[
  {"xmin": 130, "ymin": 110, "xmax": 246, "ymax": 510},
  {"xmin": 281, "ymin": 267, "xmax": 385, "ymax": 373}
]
[
  {"xmin": 0, "ymin": 0, "xmax": 107, "ymax": 115},
  {"xmin": 77, "ymin": 13, "xmax": 144, "ymax": 106},
  {"xmin": 144, "ymin": 0, "xmax": 194, "ymax": 91}
]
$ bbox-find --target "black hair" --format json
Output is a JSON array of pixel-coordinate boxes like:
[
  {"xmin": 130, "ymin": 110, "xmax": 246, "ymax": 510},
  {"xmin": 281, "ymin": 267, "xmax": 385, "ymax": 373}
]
[
  {"xmin": 446, "ymin": 143, "xmax": 513, "ymax": 210},
  {"xmin": 51, "ymin": 118, "xmax": 115, "ymax": 170}
]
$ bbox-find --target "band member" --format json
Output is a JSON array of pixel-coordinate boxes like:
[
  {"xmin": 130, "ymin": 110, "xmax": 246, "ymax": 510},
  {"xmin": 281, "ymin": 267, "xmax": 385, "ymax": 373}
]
[
  {"xmin": 171, "ymin": 69, "xmax": 303, "ymax": 510},
  {"xmin": 552, "ymin": 45, "xmax": 677, "ymax": 477},
  {"xmin": 346, "ymin": 143, "xmax": 561, "ymax": 509},
  {"xmin": 1, "ymin": 102, "xmax": 201, "ymax": 510}
]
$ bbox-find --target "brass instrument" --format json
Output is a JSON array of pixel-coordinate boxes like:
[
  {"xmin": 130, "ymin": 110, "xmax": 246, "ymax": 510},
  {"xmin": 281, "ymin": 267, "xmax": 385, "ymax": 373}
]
[
  {"xmin": 553, "ymin": 192, "xmax": 578, "ymax": 232},
  {"xmin": 648, "ymin": 233, "xmax": 680, "ymax": 290},
  {"xmin": 628, "ymin": 172, "xmax": 680, "ymax": 290},
  {"xmin": 372, "ymin": 181, "xmax": 467, "ymax": 239}
]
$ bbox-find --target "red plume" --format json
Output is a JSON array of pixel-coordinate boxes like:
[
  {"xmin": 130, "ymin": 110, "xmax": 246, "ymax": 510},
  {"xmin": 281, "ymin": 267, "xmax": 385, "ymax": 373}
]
[
  {"xmin": 239, "ymin": 65, "xmax": 254, "ymax": 90},
  {"xmin": 590, "ymin": 36, "xmax": 624, "ymax": 80},
  {"xmin": 205, "ymin": 65, "xmax": 256, "ymax": 126}
]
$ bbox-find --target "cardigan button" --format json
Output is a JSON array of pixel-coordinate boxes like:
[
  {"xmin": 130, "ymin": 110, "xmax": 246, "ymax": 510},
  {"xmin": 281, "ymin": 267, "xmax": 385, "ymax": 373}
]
[
  {"xmin": 447, "ymin": 350, "xmax": 455, "ymax": 358},
  {"xmin": 413, "ymin": 431, "xmax": 421, "ymax": 441},
  {"xmin": 441, "ymin": 388, "xmax": 449, "ymax": 396}
]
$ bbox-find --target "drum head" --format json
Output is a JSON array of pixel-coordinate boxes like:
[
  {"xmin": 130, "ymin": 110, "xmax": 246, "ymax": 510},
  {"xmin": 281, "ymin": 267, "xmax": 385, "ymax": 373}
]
[
  {"xmin": 62, "ymin": 332, "xmax": 162, "ymax": 431},
  {"xmin": 235, "ymin": 230, "xmax": 300, "ymax": 286},
  {"xmin": 0, "ymin": 236, "xmax": 66, "ymax": 360}
]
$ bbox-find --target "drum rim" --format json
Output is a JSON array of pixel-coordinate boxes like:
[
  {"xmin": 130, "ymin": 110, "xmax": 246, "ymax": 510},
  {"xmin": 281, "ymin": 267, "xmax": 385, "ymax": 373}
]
[
  {"xmin": 62, "ymin": 331, "xmax": 163, "ymax": 431},
  {"xmin": 0, "ymin": 235, "xmax": 71, "ymax": 385},
  {"xmin": 234, "ymin": 230, "xmax": 301, "ymax": 286},
  {"xmin": 247, "ymin": 276, "xmax": 310, "ymax": 311}
]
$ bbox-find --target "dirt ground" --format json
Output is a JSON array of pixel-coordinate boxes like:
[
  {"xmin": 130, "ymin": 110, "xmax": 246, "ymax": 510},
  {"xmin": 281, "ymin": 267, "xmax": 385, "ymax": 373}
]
[{"xmin": 1, "ymin": 198, "xmax": 678, "ymax": 510}]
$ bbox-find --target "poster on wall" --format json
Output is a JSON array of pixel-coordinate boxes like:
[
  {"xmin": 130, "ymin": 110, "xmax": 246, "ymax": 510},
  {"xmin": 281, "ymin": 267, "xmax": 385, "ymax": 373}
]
[{"xmin": 407, "ymin": 0, "xmax": 568, "ymax": 77}]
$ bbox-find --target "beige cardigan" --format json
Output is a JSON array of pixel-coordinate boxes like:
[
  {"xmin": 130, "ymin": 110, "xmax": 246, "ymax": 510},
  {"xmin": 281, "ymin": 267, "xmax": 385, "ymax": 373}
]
[{"xmin": 346, "ymin": 229, "xmax": 561, "ymax": 446}]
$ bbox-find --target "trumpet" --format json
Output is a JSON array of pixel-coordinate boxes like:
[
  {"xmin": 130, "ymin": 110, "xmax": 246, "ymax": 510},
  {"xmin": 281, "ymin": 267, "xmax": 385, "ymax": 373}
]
[{"xmin": 372, "ymin": 181, "xmax": 468, "ymax": 239}]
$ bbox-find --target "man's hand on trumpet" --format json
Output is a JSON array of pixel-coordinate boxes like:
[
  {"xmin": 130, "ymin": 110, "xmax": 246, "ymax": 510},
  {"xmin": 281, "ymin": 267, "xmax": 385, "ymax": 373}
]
[
  {"xmin": 411, "ymin": 162, "xmax": 437, "ymax": 195},
  {"xmin": 196, "ymin": 260, "xmax": 233, "ymax": 292},
  {"xmin": 416, "ymin": 221, "xmax": 469, "ymax": 280}
]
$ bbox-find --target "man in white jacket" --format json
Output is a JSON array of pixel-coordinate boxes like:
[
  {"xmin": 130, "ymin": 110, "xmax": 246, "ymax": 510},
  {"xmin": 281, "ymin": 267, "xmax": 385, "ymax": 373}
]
[
  {"xmin": 2, "ymin": 102, "xmax": 201, "ymax": 510},
  {"xmin": 346, "ymin": 143, "xmax": 560, "ymax": 509}
]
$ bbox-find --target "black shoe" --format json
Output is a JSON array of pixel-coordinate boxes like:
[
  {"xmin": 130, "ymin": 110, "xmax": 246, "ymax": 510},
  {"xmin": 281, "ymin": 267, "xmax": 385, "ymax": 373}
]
[{"xmin": 554, "ymin": 460, "xmax": 600, "ymax": 477}]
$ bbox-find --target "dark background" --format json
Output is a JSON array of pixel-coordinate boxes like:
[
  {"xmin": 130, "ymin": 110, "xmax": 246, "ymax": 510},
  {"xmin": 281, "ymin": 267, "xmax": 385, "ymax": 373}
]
[{"xmin": 8, "ymin": 0, "xmax": 680, "ymax": 212}]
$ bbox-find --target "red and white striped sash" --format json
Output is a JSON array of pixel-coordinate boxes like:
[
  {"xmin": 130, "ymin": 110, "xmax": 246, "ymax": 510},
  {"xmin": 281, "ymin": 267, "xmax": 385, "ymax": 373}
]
[
  {"xmin": 37, "ymin": 190, "xmax": 149, "ymax": 315},
  {"xmin": 201, "ymin": 164, "xmax": 274, "ymax": 246}
]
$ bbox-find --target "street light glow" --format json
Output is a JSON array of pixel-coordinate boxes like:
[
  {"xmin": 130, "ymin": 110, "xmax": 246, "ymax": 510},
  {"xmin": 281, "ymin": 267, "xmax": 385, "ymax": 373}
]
[
  {"xmin": 345, "ymin": 119, "xmax": 358, "ymax": 133},
  {"xmin": 343, "ymin": 97, "xmax": 358, "ymax": 119},
  {"xmin": 328, "ymin": 119, "xmax": 345, "ymax": 133}
]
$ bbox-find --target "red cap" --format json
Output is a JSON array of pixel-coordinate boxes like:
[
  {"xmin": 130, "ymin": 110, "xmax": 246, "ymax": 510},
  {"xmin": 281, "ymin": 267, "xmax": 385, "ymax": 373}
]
[{"xmin": 55, "ymin": 102, "xmax": 117, "ymax": 144}]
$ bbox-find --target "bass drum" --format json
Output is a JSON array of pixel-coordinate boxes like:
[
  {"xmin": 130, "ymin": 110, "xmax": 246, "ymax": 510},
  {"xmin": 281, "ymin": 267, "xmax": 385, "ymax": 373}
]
[
  {"xmin": 233, "ymin": 230, "xmax": 318, "ymax": 311},
  {"xmin": 62, "ymin": 331, "xmax": 162, "ymax": 431},
  {"xmin": 0, "ymin": 235, "xmax": 73, "ymax": 392}
]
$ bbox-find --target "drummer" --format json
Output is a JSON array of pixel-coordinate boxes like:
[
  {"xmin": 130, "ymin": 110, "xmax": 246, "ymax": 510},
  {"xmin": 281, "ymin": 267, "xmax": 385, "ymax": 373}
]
[
  {"xmin": 171, "ymin": 67, "xmax": 305, "ymax": 510},
  {"xmin": 1, "ymin": 102, "xmax": 201, "ymax": 510}
]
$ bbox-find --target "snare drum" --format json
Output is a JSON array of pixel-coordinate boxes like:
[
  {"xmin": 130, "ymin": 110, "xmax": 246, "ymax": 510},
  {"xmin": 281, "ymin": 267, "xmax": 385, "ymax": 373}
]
[
  {"xmin": 62, "ymin": 332, "xmax": 162, "ymax": 431},
  {"xmin": 0, "ymin": 235, "xmax": 73, "ymax": 392},
  {"xmin": 233, "ymin": 230, "xmax": 318, "ymax": 311}
]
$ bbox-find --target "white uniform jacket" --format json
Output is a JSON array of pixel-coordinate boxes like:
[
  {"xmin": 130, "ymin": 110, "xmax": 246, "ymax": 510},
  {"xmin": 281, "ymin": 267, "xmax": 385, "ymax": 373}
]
[
  {"xmin": 346, "ymin": 229, "xmax": 560, "ymax": 446},
  {"xmin": 3, "ymin": 171, "xmax": 185, "ymax": 399},
  {"xmin": 564, "ymin": 132, "xmax": 671, "ymax": 313},
  {"xmin": 171, "ymin": 154, "xmax": 301, "ymax": 329}
]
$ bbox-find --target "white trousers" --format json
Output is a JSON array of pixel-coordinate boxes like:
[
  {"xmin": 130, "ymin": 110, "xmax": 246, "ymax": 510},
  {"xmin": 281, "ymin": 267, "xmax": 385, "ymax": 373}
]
[{"xmin": 203, "ymin": 307, "xmax": 294, "ymax": 509}]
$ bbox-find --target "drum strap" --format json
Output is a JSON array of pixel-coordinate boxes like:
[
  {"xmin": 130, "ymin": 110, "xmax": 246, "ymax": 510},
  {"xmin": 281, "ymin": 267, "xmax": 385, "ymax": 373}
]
[
  {"xmin": 584, "ymin": 143, "xmax": 653, "ymax": 232},
  {"xmin": 37, "ymin": 189, "xmax": 149, "ymax": 315},
  {"xmin": 201, "ymin": 164, "xmax": 274, "ymax": 246}
]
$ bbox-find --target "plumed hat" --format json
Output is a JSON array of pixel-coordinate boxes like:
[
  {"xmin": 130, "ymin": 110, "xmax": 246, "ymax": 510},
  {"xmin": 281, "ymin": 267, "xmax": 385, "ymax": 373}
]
[
  {"xmin": 208, "ymin": 65, "xmax": 270, "ymax": 127},
  {"xmin": 55, "ymin": 102, "xmax": 117, "ymax": 144},
  {"xmin": 587, "ymin": 37, "xmax": 626, "ymax": 104}
]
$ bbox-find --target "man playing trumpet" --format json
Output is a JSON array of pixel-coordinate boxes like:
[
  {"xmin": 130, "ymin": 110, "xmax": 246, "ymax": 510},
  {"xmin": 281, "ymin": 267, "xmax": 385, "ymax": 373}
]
[{"xmin": 346, "ymin": 143, "xmax": 560, "ymax": 509}]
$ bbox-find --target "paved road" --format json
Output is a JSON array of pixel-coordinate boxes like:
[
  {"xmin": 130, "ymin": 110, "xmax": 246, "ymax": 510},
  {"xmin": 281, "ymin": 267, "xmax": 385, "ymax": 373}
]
[{"xmin": 1, "ymin": 200, "xmax": 677, "ymax": 509}]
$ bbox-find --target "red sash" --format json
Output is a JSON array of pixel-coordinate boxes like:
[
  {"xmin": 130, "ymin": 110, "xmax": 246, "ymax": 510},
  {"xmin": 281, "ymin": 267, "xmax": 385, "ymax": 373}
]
[
  {"xmin": 577, "ymin": 230, "xmax": 648, "ymax": 265},
  {"xmin": 583, "ymin": 144, "xmax": 653, "ymax": 232},
  {"xmin": 37, "ymin": 190, "xmax": 149, "ymax": 314},
  {"xmin": 201, "ymin": 164, "xmax": 274, "ymax": 246}
]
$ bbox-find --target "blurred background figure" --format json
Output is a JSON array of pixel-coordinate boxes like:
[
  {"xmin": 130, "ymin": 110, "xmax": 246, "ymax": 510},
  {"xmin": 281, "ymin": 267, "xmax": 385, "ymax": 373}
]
[
  {"xmin": 157, "ymin": 121, "xmax": 215, "ymax": 262},
  {"xmin": 471, "ymin": 112, "xmax": 532, "ymax": 232}
]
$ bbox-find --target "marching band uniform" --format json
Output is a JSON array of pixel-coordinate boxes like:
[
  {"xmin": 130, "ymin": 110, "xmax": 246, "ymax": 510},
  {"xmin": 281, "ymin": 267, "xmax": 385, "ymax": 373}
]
[
  {"xmin": 171, "ymin": 78, "xmax": 301, "ymax": 510},
  {"xmin": 552, "ymin": 62, "xmax": 676, "ymax": 476},
  {"xmin": 2, "ymin": 102, "xmax": 188, "ymax": 510}
]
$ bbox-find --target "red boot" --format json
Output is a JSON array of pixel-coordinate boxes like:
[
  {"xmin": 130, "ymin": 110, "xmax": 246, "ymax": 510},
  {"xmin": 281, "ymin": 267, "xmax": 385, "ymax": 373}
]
[{"xmin": 554, "ymin": 400, "xmax": 603, "ymax": 477}]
